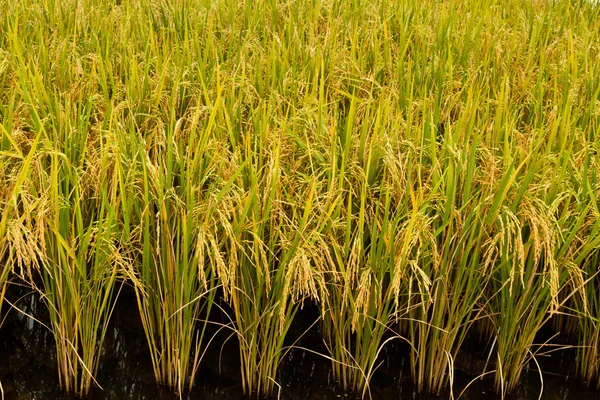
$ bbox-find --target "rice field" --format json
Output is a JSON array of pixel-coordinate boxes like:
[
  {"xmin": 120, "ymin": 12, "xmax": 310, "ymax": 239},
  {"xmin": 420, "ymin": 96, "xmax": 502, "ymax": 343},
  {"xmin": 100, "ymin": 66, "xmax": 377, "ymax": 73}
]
[{"xmin": 1, "ymin": 0, "xmax": 599, "ymax": 398}]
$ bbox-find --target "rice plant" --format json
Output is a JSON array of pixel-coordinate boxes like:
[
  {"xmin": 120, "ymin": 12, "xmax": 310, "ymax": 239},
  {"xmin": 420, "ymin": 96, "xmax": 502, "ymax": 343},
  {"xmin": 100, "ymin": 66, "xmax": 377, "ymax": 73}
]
[
  {"xmin": 117, "ymin": 116, "xmax": 220, "ymax": 394},
  {"xmin": 318, "ymin": 126, "xmax": 398, "ymax": 395},
  {"xmin": 212, "ymin": 108, "xmax": 331, "ymax": 397},
  {"xmin": 36, "ymin": 167, "xmax": 124, "ymax": 396},
  {"xmin": 107, "ymin": 23, "xmax": 221, "ymax": 392}
]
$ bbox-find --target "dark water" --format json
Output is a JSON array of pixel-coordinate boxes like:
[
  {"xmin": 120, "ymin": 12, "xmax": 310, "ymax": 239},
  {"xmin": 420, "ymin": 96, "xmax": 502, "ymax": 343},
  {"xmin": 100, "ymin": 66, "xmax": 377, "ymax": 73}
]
[{"xmin": 1, "ymin": 285, "xmax": 599, "ymax": 400}]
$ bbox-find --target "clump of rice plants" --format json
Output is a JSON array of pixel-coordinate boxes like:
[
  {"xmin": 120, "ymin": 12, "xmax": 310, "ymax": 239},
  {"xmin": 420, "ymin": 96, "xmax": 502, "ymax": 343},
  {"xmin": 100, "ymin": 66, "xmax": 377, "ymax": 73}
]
[
  {"xmin": 118, "ymin": 116, "xmax": 219, "ymax": 395},
  {"xmin": 107, "ymin": 20, "xmax": 222, "ymax": 391},
  {"xmin": 1, "ymin": 2, "xmax": 128, "ymax": 394},
  {"xmin": 318, "ymin": 137, "xmax": 397, "ymax": 396},
  {"xmin": 213, "ymin": 112, "xmax": 329, "ymax": 398},
  {"xmin": 36, "ymin": 172, "xmax": 125, "ymax": 396}
]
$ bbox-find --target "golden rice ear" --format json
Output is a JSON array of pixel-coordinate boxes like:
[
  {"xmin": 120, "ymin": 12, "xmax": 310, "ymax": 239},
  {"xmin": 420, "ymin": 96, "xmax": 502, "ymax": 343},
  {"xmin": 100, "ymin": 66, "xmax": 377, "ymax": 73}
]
[
  {"xmin": 342, "ymin": 235, "xmax": 361, "ymax": 306},
  {"xmin": 352, "ymin": 268, "xmax": 371, "ymax": 332},
  {"xmin": 208, "ymin": 233, "xmax": 231, "ymax": 301},
  {"xmin": 194, "ymin": 227, "xmax": 207, "ymax": 291}
]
